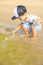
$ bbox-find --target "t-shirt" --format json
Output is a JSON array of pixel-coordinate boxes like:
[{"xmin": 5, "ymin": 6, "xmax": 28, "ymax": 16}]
[{"xmin": 21, "ymin": 14, "xmax": 40, "ymax": 25}]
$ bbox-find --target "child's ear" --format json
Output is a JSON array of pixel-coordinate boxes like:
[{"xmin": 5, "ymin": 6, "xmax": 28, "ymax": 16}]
[{"xmin": 24, "ymin": 12, "xmax": 29, "ymax": 17}]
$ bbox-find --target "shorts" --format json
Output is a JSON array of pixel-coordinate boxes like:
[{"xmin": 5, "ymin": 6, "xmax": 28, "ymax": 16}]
[{"xmin": 22, "ymin": 22, "xmax": 41, "ymax": 33}]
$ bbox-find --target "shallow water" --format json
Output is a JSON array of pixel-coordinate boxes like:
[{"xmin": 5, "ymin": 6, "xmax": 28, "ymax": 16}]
[
  {"xmin": 0, "ymin": 22, "xmax": 43, "ymax": 65},
  {"xmin": 0, "ymin": 22, "xmax": 25, "ymax": 34}
]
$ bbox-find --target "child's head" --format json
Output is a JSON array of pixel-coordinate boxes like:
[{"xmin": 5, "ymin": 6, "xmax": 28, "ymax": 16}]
[{"xmin": 12, "ymin": 5, "xmax": 28, "ymax": 21}]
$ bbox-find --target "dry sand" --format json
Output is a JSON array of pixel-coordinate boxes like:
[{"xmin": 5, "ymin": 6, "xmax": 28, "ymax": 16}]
[{"xmin": 0, "ymin": 0, "xmax": 43, "ymax": 23}]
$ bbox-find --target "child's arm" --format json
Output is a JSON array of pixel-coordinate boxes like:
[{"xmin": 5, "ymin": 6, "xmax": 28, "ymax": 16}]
[{"xmin": 11, "ymin": 24, "xmax": 21, "ymax": 34}]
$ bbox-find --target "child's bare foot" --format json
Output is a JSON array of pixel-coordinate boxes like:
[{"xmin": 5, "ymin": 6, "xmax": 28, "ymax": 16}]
[{"xmin": 30, "ymin": 37, "xmax": 37, "ymax": 40}]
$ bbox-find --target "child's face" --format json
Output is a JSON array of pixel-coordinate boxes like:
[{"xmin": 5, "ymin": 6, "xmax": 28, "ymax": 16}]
[{"xmin": 19, "ymin": 13, "xmax": 28, "ymax": 21}]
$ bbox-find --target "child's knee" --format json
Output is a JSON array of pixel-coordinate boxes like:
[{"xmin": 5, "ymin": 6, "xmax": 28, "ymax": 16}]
[
  {"xmin": 18, "ymin": 24, "xmax": 22, "ymax": 28},
  {"xmin": 21, "ymin": 25, "xmax": 26, "ymax": 30}
]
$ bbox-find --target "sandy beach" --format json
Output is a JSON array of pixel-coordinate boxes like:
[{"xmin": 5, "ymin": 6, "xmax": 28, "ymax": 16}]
[{"xmin": 0, "ymin": 0, "xmax": 43, "ymax": 65}]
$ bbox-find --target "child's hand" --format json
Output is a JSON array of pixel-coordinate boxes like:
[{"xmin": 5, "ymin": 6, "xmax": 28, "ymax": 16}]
[
  {"xmin": 11, "ymin": 30, "xmax": 15, "ymax": 35},
  {"xmin": 35, "ymin": 19, "xmax": 42, "ymax": 24}
]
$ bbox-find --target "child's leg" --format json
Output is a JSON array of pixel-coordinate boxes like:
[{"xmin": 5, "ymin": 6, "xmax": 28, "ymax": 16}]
[
  {"xmin": 21, "ymin": 25, "xmax": 30, "ymax": 37},
  {"xmin": 31, "ymin": 26, "xmax": 37, "ymax": 38}
]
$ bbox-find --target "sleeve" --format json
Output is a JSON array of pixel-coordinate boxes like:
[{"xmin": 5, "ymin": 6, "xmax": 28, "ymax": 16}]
[{"xmin": 32, "ymin": 14, "xmax": 40, "ymax": 21}]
